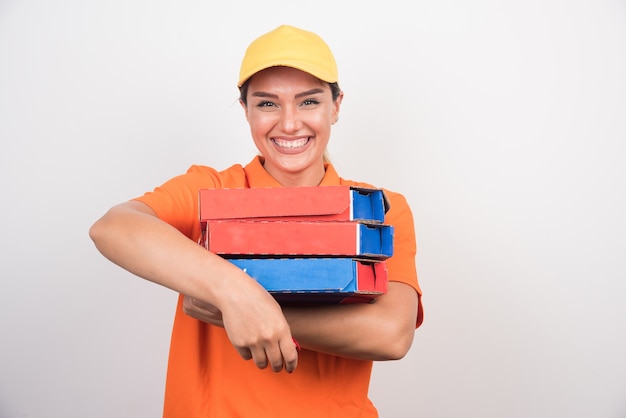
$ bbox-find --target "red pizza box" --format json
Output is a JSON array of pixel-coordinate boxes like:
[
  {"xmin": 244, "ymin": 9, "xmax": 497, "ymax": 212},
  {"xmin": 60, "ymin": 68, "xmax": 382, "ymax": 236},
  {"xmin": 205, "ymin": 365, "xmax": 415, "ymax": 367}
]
[
  {"xmin": 199, "ymin": 186, "xmax": 389, "ymax": 224},
  {"xmin": 226, "ymin": 257, "xmax": 388, "ymax": 304},
  {"xmin": 202, "ymin": 220, "xmax": 393, "ymax": 260}
]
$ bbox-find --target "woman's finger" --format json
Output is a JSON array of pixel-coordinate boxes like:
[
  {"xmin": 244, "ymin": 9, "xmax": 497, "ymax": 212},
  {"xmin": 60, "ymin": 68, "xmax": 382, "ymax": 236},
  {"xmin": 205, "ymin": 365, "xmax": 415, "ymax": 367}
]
[
  {"xmin": 248, "ymin": 345, "xmax": 269, "ymax": 369},
  {"xmin": 264, "ymin": 344, "xmax": 286, "ymax": 373},
  {"xmin": 236, "ymin": 346, "xmax": 253, "ymax": 361},
  {"xmin": 280, "ymin": 338, "xmax": 299, "ymax": 373}
]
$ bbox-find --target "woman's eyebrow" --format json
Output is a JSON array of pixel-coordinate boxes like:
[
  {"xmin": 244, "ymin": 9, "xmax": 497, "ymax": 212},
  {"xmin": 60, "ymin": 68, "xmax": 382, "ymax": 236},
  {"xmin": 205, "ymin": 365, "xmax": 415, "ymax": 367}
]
[
  {"xmin": 251, "ymin": 91, "xmax": 278, "ymax": 99},
  {"xmin": 250, "ymin": 88, "xmax": 325, "ymax": 100},
  {"xmin": 295, "ymin": 88, "xmax": 325, "ymax": 98}
]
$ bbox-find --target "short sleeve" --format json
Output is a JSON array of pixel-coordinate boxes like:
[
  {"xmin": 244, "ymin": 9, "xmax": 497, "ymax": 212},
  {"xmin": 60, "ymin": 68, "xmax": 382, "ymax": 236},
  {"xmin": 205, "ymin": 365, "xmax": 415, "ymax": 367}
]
[
  {"xmin": 383, "ymin": 190, "xmax": 424, "ymax": 327},
  {"xmin": 133, "ymin": 165, "xmax": 222, "ymax": 240}
]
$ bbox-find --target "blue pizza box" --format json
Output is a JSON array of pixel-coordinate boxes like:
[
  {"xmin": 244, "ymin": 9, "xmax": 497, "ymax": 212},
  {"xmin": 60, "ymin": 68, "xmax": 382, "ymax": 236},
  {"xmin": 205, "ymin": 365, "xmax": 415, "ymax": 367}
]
[{"xmin": 226, "ymin": 258, "xmax": 388, "ymax": 303}]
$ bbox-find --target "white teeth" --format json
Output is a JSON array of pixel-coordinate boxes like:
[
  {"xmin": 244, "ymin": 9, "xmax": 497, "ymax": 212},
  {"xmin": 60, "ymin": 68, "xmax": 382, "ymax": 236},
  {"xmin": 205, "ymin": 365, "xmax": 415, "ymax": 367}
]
[{"xmin": 273, "ymin": 138, "xmax": 309, "ymax": 148}]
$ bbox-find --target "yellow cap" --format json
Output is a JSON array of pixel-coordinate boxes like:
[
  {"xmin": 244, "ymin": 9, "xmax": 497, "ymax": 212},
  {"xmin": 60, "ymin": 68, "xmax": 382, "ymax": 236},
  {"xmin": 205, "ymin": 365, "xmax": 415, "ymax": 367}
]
[{"xmin": 238, "ymin": 25, "xmax": 338, "ymax": 87}]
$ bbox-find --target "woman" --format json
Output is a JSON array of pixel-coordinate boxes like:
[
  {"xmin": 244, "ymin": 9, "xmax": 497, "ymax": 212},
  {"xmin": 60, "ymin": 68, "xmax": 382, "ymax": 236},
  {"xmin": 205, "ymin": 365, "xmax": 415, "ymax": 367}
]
[{"xmin": 90, "ymin": 24, "xmax": 423, "ymax": 418}]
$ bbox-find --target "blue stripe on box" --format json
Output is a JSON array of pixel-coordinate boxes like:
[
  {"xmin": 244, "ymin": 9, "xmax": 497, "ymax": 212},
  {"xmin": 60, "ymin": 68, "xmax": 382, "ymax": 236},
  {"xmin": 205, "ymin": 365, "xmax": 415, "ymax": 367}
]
[
  {"xmin": 351, "ymin": 189, "xmax": 387, "ymax": 223},
  {"xmin": 358, "ymin": 223, "xmax": 393, "ymax": 259}
]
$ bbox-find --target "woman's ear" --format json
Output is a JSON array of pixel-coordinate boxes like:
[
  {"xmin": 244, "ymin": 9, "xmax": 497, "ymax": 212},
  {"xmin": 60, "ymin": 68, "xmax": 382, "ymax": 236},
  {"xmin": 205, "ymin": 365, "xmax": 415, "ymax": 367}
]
[{"xmin": 332, "ymin": 91, "xmax": 344, "ymax": 124}]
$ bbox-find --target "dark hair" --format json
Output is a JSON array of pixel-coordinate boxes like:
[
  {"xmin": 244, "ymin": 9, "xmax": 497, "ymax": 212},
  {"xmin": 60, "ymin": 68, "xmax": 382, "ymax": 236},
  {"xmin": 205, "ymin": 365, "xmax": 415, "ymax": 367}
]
[{"xmin": 239, "ymin": 78, "xmax": 342, "ymax": 106}]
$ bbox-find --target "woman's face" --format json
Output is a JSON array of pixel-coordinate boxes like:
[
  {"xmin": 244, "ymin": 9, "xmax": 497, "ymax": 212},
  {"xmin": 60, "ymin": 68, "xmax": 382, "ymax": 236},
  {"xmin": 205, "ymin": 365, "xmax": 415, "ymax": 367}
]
[{"xmin": 241, "ymin": 66, "xmax": 342, "ymax": 187}]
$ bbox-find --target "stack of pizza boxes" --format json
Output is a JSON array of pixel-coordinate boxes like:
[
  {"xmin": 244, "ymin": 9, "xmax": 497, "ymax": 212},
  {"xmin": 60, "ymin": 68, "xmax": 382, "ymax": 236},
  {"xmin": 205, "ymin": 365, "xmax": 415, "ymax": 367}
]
[{"xmin": 198, "ymin": 186, "xmax": 393, "ymax": 304}]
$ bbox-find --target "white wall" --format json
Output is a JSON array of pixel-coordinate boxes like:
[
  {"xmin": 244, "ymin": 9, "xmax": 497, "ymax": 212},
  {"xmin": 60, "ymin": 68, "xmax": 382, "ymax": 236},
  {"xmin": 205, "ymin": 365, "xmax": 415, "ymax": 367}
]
[{"xmin": 1, "ymin": 1, "xmax": 625, "ymax": 417}]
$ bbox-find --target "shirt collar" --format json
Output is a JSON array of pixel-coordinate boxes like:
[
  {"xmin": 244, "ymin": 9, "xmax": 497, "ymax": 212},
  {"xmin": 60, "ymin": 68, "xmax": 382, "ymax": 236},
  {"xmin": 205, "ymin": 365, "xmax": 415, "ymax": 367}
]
[{"xmin": 244, "ymin": 155, "xmax": 341, "ymax": 188}]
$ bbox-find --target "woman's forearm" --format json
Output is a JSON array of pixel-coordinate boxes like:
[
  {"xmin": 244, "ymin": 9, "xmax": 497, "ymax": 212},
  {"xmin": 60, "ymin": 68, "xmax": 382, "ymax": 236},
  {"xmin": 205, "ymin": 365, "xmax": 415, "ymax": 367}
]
[
  {"xmin": 89, "ymin": 200, "xmax": 246, "ymax": 306},
  {"xmin": 283, "ymin": 282, "xmax": 418, "ymax": 361},
  {"xmin": 89, "ymin": 200, "xmax": 299, "ymax": 372}
]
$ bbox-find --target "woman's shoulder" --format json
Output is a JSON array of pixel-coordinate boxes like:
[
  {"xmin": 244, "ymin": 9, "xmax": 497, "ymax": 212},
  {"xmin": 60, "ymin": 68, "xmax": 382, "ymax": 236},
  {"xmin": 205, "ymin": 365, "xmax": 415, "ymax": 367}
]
[
  {"xmin": 184, "ymin": 163, "xmax": 248, "ymax": 188},
  {"xmin": 186, "ymin": 163, "xmax": 245, "ymax": 176}
]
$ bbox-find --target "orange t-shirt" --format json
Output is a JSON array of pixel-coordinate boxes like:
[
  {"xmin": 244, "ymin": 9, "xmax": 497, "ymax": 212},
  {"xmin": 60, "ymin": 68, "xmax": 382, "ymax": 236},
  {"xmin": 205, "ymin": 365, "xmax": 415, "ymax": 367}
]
[{"xmin": 135, "ymin": 156, "xmax": 423, "ymax": 418}]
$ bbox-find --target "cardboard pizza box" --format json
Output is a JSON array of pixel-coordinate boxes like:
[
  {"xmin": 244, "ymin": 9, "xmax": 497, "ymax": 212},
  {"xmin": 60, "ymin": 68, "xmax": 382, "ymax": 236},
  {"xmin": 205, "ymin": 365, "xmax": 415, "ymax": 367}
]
[
  {"xmin": 226, "ymin": 257, "xmax": 388, "ymax": 303},
  {"xmin": 199, "ymin": 185, "xmax": 389, "ymax": 224},
  {"xmin": 203, "ymin": 220, "xmax": 393, "ymax": 260}
]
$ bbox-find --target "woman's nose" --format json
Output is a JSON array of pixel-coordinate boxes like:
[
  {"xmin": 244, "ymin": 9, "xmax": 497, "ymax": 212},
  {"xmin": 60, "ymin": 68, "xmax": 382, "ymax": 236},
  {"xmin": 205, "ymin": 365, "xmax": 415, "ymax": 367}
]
[{"xmin": 279, "ymin": 108, "xmax": 301, "ymax": 133}]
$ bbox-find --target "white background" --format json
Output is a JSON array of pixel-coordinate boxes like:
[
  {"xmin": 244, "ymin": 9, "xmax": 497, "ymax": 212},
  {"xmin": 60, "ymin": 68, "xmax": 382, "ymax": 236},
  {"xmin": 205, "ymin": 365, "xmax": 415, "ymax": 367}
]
[{"xmin": 1, "ymin": 1, "xmax": 625, "ymax": 417}]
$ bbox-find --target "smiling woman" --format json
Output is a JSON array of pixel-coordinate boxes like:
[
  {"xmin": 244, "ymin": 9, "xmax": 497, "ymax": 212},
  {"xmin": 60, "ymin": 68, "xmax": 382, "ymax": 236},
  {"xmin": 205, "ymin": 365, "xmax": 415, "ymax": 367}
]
[
  {"xmin": 242, "ymin": 66, "xmax": 339, "ymax": 186},
  {"xmin": 89, "ymin": 24, "xmax": 423, "ymax": 418}
]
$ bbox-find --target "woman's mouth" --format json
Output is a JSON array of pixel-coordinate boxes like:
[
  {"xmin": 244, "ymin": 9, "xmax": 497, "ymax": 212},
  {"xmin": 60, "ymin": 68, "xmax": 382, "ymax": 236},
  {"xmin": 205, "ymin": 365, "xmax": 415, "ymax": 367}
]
[{"xmin": 271, "ymin": 137, "xmax": 311, "ymax": 151}]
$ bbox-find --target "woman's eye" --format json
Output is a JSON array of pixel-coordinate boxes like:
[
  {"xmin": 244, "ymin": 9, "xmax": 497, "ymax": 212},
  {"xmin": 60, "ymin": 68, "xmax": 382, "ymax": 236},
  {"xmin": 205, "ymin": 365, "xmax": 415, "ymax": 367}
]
[
  {"xmin": 257, "ymin": 101, "xmax": 276, "ymax": 108},
  {"xmin": 302, "ymin": 99, "xmax": 320, "ymax": 106}
]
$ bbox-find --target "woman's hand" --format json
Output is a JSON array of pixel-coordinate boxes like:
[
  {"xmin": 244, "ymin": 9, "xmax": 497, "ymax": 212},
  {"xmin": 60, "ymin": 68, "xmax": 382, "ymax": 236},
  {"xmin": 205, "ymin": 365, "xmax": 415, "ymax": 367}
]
[
  {"xmin": 221, "ymin": 287, "xmax": 299, "ymax": 373},
  {"xmin": 183, "ymin": 281, "xmax": 299, "ymax": 374}
]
